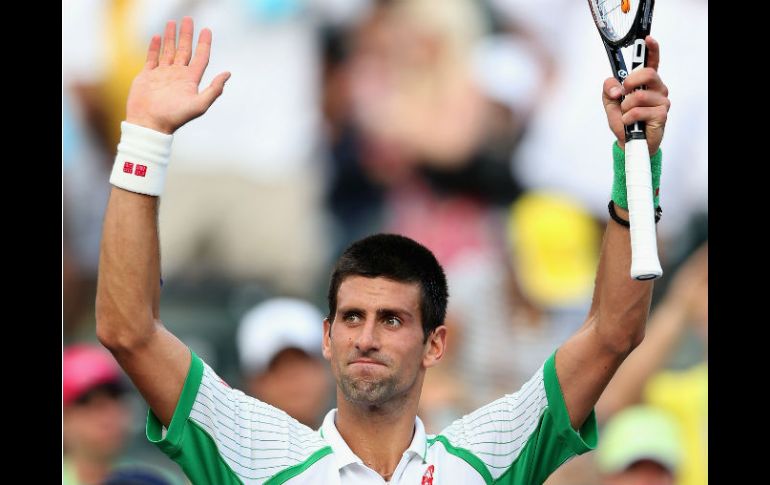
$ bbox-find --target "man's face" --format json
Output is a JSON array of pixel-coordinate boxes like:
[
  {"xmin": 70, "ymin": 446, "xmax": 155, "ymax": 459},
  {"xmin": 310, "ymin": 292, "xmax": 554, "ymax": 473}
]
[{"xmin": 323, "ymin": 276, "xmax": 445, "ymax": 408}]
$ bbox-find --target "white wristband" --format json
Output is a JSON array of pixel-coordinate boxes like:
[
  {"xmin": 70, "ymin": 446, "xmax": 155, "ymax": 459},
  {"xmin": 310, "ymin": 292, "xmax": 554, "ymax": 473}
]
[{"xmin": 109, "ymin": 122, "xmax": 174, "ymax": 196}]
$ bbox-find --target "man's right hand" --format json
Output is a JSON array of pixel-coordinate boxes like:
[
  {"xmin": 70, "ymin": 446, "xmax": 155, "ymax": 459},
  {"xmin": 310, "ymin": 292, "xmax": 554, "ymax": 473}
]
[
  {"xmin": 601, "ymin": 36, "xmax": 669, "ymax": 156},
  {"xmin": 125, "ymin": 17, "xmax": 230, "ymax": 134}
]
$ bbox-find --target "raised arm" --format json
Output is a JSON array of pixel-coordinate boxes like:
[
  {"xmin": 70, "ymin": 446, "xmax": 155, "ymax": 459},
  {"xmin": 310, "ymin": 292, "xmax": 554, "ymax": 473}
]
[
  {"xmin": 554, "ymin": 36, "xmax": 671, "ymax": 430},
  {"xmin": 596, "ymin": 242, "xmax": 708, "ymax": 421},
  {"xmin": 95, "ymin": 17, "xmax": 230, "ymax": 427}
]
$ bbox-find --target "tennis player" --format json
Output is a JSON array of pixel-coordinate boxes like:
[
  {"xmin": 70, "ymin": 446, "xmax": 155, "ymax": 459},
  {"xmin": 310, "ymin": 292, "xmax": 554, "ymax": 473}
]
[{"xmin": 96, "ymin": 17, "xmax": 670, "ymax": 484}]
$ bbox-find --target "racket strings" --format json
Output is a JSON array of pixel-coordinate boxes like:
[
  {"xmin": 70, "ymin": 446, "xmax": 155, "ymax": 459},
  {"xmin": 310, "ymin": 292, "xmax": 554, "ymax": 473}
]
[{"xmin": 592, "ymin": 0, "xmax": 640, "ymax": 42}]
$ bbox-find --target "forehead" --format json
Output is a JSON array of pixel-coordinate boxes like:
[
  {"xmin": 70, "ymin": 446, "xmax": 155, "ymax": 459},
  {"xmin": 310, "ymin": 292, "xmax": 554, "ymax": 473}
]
[{"xmin": 336, "ymin": 276, "xmax": 421, "ymax": 312}]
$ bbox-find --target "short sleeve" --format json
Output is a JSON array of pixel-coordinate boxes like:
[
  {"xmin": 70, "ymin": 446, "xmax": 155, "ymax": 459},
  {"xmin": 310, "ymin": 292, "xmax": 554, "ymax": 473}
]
[
  {"xmin": 434, "ymin": 351, "xmax": 597, "ymax": 484},
  {"xmin": 146, "ymin": 350, "xmax": 329, "ymax": 484}
]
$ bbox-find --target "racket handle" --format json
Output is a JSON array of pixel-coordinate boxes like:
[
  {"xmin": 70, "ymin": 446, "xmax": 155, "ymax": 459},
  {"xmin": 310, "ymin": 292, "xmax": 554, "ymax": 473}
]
[{"xmin": 624, "ymin": 138, "xmax": 662, "ymax": 280}]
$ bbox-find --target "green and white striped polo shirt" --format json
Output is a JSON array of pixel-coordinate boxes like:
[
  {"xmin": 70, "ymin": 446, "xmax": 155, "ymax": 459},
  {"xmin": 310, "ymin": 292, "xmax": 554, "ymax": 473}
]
[{"xmin": 146, "ymin": 350, "xmax": 597, "ymax": 484}]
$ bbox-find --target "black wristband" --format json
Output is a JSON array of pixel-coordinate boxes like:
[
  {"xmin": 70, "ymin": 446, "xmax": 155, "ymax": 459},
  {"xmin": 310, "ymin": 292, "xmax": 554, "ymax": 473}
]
[{"xmin": 608, "ymin": 201, "xmax": 662, "ymax": 227}]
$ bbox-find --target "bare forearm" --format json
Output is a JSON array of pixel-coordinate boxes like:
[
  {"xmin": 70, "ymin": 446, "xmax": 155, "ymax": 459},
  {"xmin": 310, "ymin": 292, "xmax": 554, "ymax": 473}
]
[
  {"xmin": 90, "ymin": 17, "xmax": 228, "ymax": 427},
  {"xmin": 96, "ymin": 187, "xmax": 162, "ymax": 348},
  {"xmin": 557, "ymin": 207, "xmax": 654, "ymax": 429},
  {"xmin": 596, "ymin": 297, "xmax": 687, "ymax": 420},
  {"xmin": 592, "ymin": 206, "xmax": 654, "ymax": 354}
]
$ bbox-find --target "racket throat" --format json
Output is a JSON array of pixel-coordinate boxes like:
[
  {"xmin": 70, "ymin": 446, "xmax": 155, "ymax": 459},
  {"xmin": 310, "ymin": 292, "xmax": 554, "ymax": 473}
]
[{"xmin": 605, "ymin": 44, "xmax": 628, "ymax": 83}]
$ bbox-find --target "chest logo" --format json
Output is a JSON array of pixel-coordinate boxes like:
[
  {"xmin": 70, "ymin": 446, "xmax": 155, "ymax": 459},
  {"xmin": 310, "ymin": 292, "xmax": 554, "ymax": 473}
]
[{"xmin": 421, "ymin": 465, "xmax": 434, "ymax": 485}]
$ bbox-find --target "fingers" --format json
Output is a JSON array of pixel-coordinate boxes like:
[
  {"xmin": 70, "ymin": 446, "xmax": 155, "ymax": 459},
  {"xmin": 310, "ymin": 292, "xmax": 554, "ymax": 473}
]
[
  {"xmin": 603, "ymin": 76, "xmax": 625, "ymax": 101},
  {"xmin": 645, "ymin": 36, "xmax": 660, "ymax": 71},
  {"xmin": 618, "ymin": 36, "xmax": 669, "ymax": 126},
  {"xmin": 174, "ymin": 17, "xmax": 194, "ymax": 66},
  {"xmin": 620, "ymin": 89, "xmax": 670, "ymax": 114},
  {"xmin": 195, "ymin": 71, "xmax": 231, "ymax": 114},
  {"xmin": 602, "ymin": 77, "xmax": 625, "ymax": 141},
  {"xmin": 160, "ymin": 20, "xmax": 177, "ymax": 66},
  {"xmin": 622, "ymin": 37, "xmax": 665, "ymax": 94},
  {"xmin": 189, "ymin": 28, "xmax": 213, "ymax": 82},
  {"xmin": 145, "ymin": 35, "xmax": 161, "ymax": 69},
  {"xmin": 621, "ymin": 105, "xmax": 668, "ymax": 126},
  {"xmin": 622, "ymin": 67, "xmax": 668, "ymax": 95},
  {"xmin": 601, "ymin": 37, "xmax": 667, "ymax": 150}
]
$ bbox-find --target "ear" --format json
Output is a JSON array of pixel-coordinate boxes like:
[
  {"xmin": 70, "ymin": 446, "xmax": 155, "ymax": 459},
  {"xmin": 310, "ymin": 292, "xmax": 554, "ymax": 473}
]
[
  {"xmin": 423, "ymin": 325, "xmax": 447, "ymax": 369},
  {"xmin": 322, "ymin": 318, "xmax": 332, "ymax": 361}
]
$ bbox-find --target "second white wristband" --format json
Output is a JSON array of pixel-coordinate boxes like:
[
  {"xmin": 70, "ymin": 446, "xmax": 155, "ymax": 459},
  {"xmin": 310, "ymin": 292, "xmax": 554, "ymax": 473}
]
[{"xmin": 109, "ymin": 122, "xmax": 174, "ymax": 196}]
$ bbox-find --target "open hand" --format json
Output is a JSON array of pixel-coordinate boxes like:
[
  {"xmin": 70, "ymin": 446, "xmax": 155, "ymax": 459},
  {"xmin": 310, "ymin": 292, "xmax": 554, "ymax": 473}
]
[{"xmin": 125, "ymin": 17, "xmax": 231, "ymax": 134}]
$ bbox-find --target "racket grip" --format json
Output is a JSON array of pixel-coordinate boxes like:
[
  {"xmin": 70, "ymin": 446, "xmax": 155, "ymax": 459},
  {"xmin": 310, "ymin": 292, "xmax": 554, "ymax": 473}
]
[{"xmin": 624, "ymin": 138, "xmax": 662, "ymax": 280}]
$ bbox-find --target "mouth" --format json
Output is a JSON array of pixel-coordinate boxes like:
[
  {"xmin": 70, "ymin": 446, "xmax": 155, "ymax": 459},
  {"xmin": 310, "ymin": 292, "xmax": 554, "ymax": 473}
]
[{"xmin": 349, "ymin": 359, "xmax": 386, "ymax": 367}]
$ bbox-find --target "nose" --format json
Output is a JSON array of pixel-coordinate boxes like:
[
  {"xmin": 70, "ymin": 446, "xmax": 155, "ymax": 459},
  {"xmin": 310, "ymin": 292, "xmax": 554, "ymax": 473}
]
[{"xmin": 355, "ymin": 319, "xmax": 380, "ymax": 354}]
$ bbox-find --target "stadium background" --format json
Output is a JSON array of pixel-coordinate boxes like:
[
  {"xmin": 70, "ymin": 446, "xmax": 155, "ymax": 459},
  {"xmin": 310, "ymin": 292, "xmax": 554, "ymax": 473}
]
[{"xmin": 62, "ymin": 1, "xmax": 707, "ymax": 483}]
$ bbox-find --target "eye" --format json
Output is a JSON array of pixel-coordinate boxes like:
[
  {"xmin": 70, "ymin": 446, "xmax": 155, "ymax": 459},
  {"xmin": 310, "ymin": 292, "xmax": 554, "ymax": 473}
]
[
  {"xmin": 343, "ymin": 312, "xmax": 362, "ymax": 324},
  {"xmin": 384, "ymin": 316, "xmax": 402, "ymax": 328}
]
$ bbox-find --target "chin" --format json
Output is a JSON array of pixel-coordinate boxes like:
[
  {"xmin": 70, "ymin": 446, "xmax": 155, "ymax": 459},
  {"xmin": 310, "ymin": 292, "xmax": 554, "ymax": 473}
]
[{"xmin": 341, "ymin": 376, "xmax": 396, "ymax": 405}]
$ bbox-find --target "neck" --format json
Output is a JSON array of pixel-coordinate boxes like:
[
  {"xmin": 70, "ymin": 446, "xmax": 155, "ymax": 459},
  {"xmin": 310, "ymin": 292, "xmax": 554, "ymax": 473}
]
[{"xmin": 335, "ymin": 392, "xmax": 421, "ymax": 481}]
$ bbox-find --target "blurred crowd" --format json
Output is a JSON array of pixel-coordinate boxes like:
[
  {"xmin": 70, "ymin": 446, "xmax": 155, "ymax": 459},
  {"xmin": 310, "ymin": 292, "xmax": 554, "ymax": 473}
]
[{"xmin": 63, "ymin": 0, "xmax": 708, "ymax": 484}]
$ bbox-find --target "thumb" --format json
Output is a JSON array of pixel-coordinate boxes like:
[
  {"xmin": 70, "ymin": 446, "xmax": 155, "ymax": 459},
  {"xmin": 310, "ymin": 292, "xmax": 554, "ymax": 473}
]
[
  {"xmin": 195, "ymin": 71, "xmax": 231, "ymax": 114},
  {"xmin": 602, "ymin": 77, "xmax": 625, "ymax": 144}
]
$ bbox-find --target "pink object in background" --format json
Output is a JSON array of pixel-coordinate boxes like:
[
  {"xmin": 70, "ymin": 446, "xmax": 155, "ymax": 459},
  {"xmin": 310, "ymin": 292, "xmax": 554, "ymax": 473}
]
[{"xmin": 63, "ymin": 344, "xmax": 123, "ymax": 406}]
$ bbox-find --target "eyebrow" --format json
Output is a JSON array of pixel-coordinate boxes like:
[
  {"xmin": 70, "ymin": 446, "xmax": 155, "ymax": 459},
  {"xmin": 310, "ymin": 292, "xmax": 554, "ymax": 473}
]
[
  {"xmin": 338, "ymin": 307, "xmax": 414, "ymax": 319},
  {"xmin": 376, "ymin": 308, "xmax": 413, "ymax": 320}
]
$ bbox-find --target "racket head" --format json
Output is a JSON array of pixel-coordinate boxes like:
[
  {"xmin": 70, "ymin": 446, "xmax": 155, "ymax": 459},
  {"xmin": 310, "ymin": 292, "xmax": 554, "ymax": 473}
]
[{"xmin": 587, "ymin": 0, "xmax": 652, "ymax": 47}]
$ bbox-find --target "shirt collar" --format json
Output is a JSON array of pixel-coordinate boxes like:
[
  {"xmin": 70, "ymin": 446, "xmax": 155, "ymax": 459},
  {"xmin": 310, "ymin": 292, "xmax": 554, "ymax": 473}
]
[{"xmin": 320, "ymin": 408, "xmax": 428, "ymax": 471}]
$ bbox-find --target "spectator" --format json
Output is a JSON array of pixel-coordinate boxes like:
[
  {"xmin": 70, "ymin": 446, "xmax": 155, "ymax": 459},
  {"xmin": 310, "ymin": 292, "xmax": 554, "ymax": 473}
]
[
  {"xmin": 237, "ymin": 298, "xmax": 334, "ymax": 428},
  {"xmin": 63, "ymin": 345, "xmax": 132, "ymax": 485},
  {"xmin": 597, "ymin": 406, "xmax": 684, "ymax": 485},
  {"xmin": 447, "ymin": 191, "xmax": 599, "ymax": 407}
]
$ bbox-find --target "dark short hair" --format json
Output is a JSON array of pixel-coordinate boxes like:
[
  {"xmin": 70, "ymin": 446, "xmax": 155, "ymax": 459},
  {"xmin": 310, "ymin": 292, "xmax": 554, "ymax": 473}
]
[{"xmin": 327, "ymin": 234, "xmax": 448, "ymax": 342}]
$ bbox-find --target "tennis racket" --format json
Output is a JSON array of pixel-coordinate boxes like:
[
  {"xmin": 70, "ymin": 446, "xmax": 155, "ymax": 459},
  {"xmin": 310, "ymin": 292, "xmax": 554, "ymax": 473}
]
[{"xmin": 588, "ymin": 0, "xmax": 662, "ymax": 280}]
